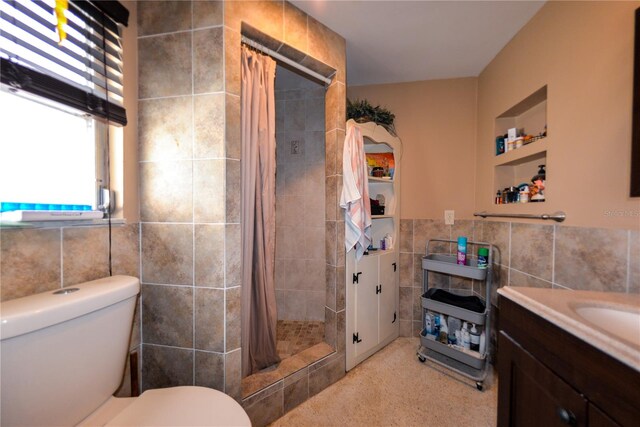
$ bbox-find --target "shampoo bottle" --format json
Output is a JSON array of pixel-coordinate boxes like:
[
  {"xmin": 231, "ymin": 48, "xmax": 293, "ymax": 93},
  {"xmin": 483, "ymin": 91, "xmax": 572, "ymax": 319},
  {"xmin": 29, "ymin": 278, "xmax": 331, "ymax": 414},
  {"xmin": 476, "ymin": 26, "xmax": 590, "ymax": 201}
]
[
  {"xmin": 384, "ymin": 234, "xmax": 393, "ymax": 250},
  {"xmin": 439, "ymin": 315, "xmax": 449, "ymax": 344},
  {"xmin": 470, "ymin": 324, "xmax": 480, "ymax": 352},
  {"xmin": 447, "ymin": 317, "xmax": 461, "ymax": 344},
  {"xmin": 425, "ymin": 312, "xmax": 433, "ymax": 335},
  {"xmin": 432, "ymin": 313, "xmax": 440, "ymax": 338},
  {"xmin": 462, "ymin": 322, "xmax": 470, "ymax": 350},
  {"xmin": 479, "ymin": 331, "xmax": 486, "ymax": 354}
]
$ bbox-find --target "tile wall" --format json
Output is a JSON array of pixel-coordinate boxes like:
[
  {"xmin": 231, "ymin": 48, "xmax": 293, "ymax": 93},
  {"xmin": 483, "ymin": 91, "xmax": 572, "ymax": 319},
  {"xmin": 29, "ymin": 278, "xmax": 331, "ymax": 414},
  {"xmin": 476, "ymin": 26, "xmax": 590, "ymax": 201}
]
[
  {"xmin": 275, "ymin": 66, "xmax": 326, "ymax": 322},
  {"xmin": 398, "ymin": 218, "xmax": 640, "ymax": 340},
  {"xmin": 0, "ymin": 223, "xmax": 141, "ymax": 396},
  {"xmin": 137, "ymin": 2, "xmax": 347, "ymax": 424},
  {"xmin": 137, "ymin": 0, "xmax": 242, "ymax": 397}
]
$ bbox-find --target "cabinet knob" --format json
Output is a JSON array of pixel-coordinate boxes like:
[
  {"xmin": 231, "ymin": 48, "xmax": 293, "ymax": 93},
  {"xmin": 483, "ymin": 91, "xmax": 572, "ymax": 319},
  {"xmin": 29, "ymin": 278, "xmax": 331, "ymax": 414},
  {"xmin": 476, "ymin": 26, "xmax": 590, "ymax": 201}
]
[{"xmin": 557, "ymin": 408, "xmax": 576, "ymax": 425}]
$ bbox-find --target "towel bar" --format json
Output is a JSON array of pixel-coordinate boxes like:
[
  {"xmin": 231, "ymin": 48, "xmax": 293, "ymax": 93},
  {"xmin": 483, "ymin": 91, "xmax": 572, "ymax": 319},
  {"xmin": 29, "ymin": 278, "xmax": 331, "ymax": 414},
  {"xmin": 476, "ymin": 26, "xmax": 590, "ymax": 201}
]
[{"xmin": 473, "ymin": 211, "xmax": 566, "ymax": 222}]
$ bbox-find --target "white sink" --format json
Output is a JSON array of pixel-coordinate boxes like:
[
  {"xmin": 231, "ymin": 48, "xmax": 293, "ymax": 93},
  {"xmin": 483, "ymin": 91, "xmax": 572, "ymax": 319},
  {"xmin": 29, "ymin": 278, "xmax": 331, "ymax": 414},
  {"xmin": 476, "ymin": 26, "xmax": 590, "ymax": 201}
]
[{"xmin": 574, "ymin": 305, "xmax": 640, "ymax": 347}]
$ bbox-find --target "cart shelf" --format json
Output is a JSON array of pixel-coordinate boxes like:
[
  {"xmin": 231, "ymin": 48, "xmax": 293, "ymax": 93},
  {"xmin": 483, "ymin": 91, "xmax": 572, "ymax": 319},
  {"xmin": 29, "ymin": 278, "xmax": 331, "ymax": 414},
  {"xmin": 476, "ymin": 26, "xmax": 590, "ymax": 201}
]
[
  {"xmin": 417, "ymin": 239, "xmax": 493, "ymax": 391},
  {"xmin": 420, "ymin": 330, "xmax": 485, "ymax": 369},
  {"xmin": 421, "ymin": 289, "xmax": 486, "ymax": 326},
  {"xmin": 422, "ymin": 254, "xmax": 487, "ymax": 280}
]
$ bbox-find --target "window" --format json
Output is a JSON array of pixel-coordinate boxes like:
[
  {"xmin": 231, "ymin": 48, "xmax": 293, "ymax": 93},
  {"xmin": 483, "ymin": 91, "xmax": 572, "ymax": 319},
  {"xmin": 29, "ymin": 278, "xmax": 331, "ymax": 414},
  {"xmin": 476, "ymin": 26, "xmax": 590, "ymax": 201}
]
[
  {"xmin": 0, "ymin": 89, "xmax": 106, "ymax": 216},
  {"xmin": 0, "ymin": 0, "xmax": 128, "ymax": 221}
]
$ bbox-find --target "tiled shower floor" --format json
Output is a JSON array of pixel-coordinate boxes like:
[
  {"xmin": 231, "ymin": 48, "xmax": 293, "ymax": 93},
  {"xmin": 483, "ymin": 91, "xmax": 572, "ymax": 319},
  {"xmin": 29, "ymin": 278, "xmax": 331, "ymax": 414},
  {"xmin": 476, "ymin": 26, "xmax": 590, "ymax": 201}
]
[
  {"xmin": 276, "ymin": 320, "xmax": 325, "ymax": 360},
  {"xmin": 241, "ymin": 320, "xmax": 331, "ymax": 398}
]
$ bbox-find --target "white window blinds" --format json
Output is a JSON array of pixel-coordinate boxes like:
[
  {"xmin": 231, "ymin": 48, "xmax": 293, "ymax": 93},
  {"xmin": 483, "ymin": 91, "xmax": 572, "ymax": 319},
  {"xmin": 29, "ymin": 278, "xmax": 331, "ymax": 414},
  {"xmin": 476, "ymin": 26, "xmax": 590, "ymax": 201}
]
[{"xmin": 0, "ymin": 0, "xmax": 129, "ymax": 125}]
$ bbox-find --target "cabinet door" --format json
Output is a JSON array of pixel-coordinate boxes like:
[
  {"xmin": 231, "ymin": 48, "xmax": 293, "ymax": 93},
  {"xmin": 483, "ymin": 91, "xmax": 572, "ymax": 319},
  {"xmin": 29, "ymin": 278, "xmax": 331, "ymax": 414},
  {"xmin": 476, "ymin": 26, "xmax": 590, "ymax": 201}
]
[
  {"xmin": 378, "ymin": 252, "xmax": 397, "ymax": 342},
  {"xmin": 354, "ymin": 255, "xmax": 379, "ymax": 358},
  {"xmin": 498, "ymin": 332, "xmax": 587, "ymax": 427},
  {"xmin": 588, "ymin": 404, "xmax": 620, "ymax": 427}
]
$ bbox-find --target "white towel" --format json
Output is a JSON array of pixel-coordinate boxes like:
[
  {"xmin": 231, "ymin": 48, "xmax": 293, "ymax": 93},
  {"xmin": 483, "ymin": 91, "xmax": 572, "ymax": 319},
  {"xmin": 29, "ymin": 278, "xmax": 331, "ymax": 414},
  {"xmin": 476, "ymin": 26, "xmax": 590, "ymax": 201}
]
[{"xmin": 339, "ymin": 122, "xmax": 371, "ymax": 260}]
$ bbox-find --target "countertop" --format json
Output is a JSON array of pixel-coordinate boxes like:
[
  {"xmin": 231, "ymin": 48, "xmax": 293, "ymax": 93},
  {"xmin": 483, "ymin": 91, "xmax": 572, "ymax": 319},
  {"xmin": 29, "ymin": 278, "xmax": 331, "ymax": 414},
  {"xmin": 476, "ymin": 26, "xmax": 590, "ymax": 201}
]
[{"xmin": 498, "ymin": 286, "xmax": 640, "ymax": 372}]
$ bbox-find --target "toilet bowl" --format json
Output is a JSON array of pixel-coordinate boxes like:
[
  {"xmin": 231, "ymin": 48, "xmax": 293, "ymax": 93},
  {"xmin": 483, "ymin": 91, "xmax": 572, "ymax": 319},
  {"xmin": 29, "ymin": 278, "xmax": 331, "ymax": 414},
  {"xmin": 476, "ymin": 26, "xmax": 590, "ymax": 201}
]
[
  {"xmin": 79, "ymin": 386, "xmax": 250, "ymax": 426},
  {"xmin": 0, "ymin": 275, "xmax": 251, "ymax": 427}
]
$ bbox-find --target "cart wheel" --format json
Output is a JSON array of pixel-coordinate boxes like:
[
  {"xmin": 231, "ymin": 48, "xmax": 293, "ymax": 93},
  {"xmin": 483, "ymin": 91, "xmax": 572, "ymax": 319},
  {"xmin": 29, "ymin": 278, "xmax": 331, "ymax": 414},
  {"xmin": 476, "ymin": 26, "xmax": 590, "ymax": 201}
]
[
  {"xmin": 476, "ymin": 382, "xmax": 483, "ymax": 391},
  {"xmin": 418, "ymin": 355, "xmax": 426, "ymax": 363}
]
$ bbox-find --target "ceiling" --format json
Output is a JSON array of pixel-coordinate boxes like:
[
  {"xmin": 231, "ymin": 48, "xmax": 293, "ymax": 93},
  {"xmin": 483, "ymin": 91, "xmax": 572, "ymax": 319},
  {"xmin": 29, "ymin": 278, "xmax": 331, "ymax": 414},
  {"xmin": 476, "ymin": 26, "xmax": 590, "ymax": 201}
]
[{"xmin": 290, "ymin": 1, "xmax": 546, "ymax": 86}]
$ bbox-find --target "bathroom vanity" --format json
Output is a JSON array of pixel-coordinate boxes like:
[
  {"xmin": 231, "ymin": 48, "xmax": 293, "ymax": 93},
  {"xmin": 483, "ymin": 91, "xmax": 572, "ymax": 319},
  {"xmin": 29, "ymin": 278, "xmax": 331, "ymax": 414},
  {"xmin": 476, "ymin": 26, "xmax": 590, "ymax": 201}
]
[{"xmin": 497, "ymin": 287, "xmax": 640, "ymax": 427}]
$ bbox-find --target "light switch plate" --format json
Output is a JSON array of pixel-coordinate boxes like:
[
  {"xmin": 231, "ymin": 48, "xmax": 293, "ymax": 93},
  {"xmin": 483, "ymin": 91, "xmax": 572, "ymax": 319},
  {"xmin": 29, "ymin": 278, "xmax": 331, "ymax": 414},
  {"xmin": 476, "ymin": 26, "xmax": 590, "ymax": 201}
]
[{"xmin": 444, "ymin": 210, "xmax": 455, "ymax": 225}]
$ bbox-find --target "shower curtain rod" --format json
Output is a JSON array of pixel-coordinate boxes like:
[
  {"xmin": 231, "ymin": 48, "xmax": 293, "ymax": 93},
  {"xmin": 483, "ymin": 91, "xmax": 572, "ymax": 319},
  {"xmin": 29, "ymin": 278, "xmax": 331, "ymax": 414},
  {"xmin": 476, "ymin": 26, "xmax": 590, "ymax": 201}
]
[{"xmin": 241, "ymin": 35, "xmax": 334, "ymax": 86}]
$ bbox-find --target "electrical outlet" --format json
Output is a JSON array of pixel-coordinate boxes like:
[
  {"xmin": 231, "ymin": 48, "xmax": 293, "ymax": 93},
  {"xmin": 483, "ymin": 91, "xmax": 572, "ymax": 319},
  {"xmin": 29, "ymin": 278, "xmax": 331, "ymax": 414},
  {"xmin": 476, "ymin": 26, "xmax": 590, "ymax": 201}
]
[{"xmin": 444, "ymin": 210, "xmax": 455, "ymax": 225}]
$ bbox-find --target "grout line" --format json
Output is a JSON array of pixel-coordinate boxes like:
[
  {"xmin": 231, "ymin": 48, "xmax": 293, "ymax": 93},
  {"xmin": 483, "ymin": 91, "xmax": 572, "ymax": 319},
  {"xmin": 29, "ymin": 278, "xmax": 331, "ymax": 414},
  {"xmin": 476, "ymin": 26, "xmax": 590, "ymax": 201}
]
[
  {"xmin": 138, "ymin": 220, "xmax": 211, "ymax": 225},
  {"xmin": 193, "ymin": 24, "xmax": 224, "ymax": 32},
  {"xmin": 222, "ymin": 10, "xmax": 229, "ymax": 368},
  {"xmin": 509, "ymin": 267, "xmax": 554, "ymax": 287},
  {"xmin": 191, "ymin": 7, "xmax": 197, "ymax": 385},
  {"xmin": 140, "ymin": 281, "xmax": 208, "ymax": 289},
  {"xmin": 144, "ymin": 342, "xmax": 199, "ymax": 351},
  {"xmin": 627, "ymin": 230, "xmax": 631, "ymax": 293},
  {"xmin": 59, "ymin": 228, "xmax": 64, "ymax": 287},
  {"xmin": 551, "ymin": 225, "xmax": 556, "ymax": 285},
  {"xmin": 137, "ymin": 28, "xmax": 196, "ymax": 40},
  {"xmin": 138, "ymin": 94, "xmax": 195, "ymax": 102},
  {"xmin": 142, "ymin": 221, "xmax": 236, "ymax": 226},
  {"xmin": 507, "ymin": 222, "xmax": 512, "ymax": 285},
  {"xmin": 139, "ymin": 223, "xmax": 143, "ymax": 348}
]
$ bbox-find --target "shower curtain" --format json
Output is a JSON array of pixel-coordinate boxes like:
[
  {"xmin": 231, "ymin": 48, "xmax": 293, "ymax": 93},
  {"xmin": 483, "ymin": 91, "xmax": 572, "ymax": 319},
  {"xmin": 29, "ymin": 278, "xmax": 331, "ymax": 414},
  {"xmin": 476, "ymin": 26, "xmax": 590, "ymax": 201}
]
[{"xmin": 240, "ymin": 45, "xmax": 280, "ymax": 377}]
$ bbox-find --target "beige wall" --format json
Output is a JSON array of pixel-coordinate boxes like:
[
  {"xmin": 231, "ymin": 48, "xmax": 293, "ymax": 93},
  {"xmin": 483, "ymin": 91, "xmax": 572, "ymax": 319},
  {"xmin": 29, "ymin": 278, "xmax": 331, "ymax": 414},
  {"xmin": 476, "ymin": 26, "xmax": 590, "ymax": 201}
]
[
  {"xmin": 476, "ymin": 0, "xmax": 640, "ymax": 230},
  {"xmin": 348, "ymin": 78, "xmax": 478, "ymax": 220},
  {"xmin": 348, "ymin": 2, "xmax": 640, "ymax": 232}
]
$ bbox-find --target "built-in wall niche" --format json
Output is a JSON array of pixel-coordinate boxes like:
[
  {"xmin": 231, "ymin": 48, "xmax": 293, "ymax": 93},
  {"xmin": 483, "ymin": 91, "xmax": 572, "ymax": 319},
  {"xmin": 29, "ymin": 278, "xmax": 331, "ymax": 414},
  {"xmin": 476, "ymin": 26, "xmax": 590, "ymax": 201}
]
[
  {"xmin": 493, "ymin": 86, "xmax": 548, "ymax": 203},
  {"xmin": 495, "ymin": 86, "xmax": 547, "ymax": 146},
  {"xmin": 494, "ymin": 150, "xmax": 546, "ymax": 194}
]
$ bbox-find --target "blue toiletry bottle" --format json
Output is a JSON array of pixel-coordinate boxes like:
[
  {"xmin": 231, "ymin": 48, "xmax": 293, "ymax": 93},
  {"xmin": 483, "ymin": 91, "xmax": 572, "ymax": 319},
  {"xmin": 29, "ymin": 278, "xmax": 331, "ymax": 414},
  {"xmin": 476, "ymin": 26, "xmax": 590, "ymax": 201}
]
[
  {"xmin": 457, "ymin": 237, "xmax": 467, "ymax": 265},
  {"xmin": 496, "ymin": 136, "xmax": 505, "ymax": 155}
]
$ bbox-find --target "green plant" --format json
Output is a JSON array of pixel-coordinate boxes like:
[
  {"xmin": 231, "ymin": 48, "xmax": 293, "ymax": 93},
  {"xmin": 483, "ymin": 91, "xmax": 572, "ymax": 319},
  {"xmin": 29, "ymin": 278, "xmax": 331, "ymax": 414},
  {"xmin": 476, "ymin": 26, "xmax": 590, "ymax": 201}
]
[{"xmin": 347, "ymin": 98, "xmax": 396, "ymax": 134}]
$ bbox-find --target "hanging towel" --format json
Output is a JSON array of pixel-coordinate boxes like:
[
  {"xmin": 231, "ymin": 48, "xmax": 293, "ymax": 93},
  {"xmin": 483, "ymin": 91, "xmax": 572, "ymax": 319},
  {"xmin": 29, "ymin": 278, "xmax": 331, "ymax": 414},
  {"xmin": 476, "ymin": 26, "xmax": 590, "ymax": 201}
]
[{"xmin": 340, "ymin": 122, "xmax": 371, "ymax": 260}]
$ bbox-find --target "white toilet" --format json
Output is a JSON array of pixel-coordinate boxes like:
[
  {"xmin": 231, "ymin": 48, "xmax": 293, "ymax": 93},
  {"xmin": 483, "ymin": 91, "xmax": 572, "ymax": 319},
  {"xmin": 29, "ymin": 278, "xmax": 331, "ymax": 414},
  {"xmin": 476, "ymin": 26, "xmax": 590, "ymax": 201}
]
[{"xmin": 0, "ymin": 275, "xmax": 251, "ymax": 426}]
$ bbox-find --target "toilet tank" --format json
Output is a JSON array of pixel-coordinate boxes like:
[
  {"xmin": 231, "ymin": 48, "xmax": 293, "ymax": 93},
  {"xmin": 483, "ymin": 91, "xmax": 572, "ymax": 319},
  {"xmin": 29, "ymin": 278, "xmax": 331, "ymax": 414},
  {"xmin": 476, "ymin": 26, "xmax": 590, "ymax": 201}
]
[{"xmin": 0, "ymin": 275, "xmax": 140, "ymax": 427}]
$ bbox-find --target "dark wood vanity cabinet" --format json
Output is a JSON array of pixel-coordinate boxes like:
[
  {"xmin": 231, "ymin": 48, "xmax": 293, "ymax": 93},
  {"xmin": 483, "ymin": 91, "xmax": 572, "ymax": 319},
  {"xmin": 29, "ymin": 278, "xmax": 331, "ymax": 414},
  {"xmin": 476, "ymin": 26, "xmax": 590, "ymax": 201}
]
[{"xmin": 497, "ymin": 295, "xmax": 640, "ymax": 427}]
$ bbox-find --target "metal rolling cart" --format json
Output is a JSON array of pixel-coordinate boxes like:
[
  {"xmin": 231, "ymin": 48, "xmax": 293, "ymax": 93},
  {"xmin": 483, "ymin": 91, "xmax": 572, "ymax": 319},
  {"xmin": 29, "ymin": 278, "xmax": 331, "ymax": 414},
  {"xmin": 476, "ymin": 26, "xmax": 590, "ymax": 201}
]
[{"xmin": 416, "ymin": 239, "xmax": 492, "ymax": 391}]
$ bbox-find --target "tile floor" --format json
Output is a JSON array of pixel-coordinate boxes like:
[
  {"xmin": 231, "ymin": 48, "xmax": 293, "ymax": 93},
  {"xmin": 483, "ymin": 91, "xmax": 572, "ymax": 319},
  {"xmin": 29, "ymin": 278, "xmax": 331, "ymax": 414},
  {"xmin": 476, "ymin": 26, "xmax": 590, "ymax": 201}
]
[
  {"xmin": 269, "ymin": 337, "xmax": 498, "ymax": 426},
  {"xmin": 276, "ymin": 320, "xmax": 325, "ymax": 360}
]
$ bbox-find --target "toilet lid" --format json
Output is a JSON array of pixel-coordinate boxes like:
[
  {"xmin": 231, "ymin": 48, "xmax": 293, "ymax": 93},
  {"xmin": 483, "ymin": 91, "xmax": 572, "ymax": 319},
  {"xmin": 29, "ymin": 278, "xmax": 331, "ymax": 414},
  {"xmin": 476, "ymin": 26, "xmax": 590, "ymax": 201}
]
[{"xmin": 105, "ymin": 386, "xmax": 251, "ymax": 427}]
